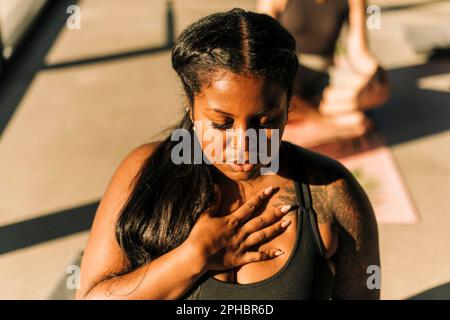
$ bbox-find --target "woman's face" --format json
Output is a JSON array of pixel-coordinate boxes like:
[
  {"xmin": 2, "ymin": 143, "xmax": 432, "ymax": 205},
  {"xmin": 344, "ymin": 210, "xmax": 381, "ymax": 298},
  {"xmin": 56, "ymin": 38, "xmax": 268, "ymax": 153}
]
[{"xmin": 191, "ymin": 71, "xmax": 289, "ymax": 181}]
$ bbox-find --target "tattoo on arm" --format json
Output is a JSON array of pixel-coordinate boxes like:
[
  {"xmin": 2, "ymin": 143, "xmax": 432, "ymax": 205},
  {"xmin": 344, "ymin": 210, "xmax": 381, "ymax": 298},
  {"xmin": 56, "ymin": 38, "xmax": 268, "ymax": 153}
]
[
  {"xmin": 328, "ymin": 168, "xmax": 380, "ymax": 299},
  {"xmin": 311, "ymin": 186, "xmax": 334, "ymax": 224},
  {"xmin": 272, "ymin": 185, "xmax": 299, "ymax": 214}
]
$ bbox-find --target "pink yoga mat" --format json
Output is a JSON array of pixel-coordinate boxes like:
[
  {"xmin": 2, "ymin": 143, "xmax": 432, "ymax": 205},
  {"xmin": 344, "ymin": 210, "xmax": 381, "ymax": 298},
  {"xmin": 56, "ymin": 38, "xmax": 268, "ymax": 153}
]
[{"xmin": 283, "ymin": 129, "xmax": 419, "ymax": 225}]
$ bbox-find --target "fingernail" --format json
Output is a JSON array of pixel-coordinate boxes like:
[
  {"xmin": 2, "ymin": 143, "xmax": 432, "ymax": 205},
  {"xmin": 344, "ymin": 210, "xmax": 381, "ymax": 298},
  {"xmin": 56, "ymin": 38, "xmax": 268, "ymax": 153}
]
[
  {"xmin": 281, "ymin": 219, "xmax": 291, "ymax": 228},
  {"xmin": 275, "ymin": 250, "xmax": 284, "ymax": 256},
  {"xmin": 264, "ymin": 186, "xmax": 274, "ymax": 195},
  {"xmin": 280, "ymin": 204, "xmax": 291, "ymax": 213}
]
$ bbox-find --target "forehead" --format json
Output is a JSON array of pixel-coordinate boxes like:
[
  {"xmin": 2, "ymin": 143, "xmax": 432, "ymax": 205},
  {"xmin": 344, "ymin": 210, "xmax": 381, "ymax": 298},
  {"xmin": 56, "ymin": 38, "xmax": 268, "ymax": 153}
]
[{"xmin": 194, "ymin": 72, "xmax": 286, "ymax": 114}]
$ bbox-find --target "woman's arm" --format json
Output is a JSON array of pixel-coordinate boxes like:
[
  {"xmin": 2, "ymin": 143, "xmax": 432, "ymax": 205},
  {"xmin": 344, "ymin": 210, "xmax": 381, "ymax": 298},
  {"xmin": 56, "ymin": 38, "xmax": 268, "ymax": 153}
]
[
  {"xmin": 345, "ymin": 0, "xmax": 390, "ymax": 108},
  {"xmin": 81, "ymin": 241, "xmax": 206, "ymax": 300},
  {"xmin": 75, "ymin": 143, "xmax": 207, "ymax": 300},
  {"xmin": 329, "ymin": 163, "xmax": 381, "ymax": 299},
  {"xmin": 346, "ymin": 0, "xmax": 378, "ymax": 75},
  {"xmin": 256, "ymin": 0, "xmax": 288, "ymax": 19}
]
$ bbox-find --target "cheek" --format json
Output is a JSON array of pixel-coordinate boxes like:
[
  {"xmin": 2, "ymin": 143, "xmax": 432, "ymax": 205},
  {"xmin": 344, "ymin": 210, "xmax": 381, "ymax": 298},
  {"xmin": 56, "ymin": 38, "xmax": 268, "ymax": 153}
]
[
  {"xmin": 193, "ymin": 121, "xmax": 227, "ymax": 161},
  {"xmin": 193, "ymin": 120, "xmax": 284, "ymax": 163},
  {"xmin": 204, "ymin": 134, "xmax": 281, "ymax": 165}
]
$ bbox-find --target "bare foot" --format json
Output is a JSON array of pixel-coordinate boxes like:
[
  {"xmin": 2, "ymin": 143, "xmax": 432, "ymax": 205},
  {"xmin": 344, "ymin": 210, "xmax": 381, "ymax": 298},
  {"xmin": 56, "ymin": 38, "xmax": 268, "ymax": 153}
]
[
  {"xmin": 287, "ymin": 95, "xmax": 321, "ymax": 123},
  {"xmin": 283, "ymin": 111, "xmax": 374, "ymax": 148}
]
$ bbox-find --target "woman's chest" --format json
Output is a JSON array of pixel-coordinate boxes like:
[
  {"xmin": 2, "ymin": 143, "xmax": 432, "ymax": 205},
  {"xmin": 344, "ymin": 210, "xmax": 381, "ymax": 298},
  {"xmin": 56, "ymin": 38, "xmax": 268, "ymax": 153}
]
[{"xmin": 209, "ymin": 181, "xmax": 318, "ymax": 283}]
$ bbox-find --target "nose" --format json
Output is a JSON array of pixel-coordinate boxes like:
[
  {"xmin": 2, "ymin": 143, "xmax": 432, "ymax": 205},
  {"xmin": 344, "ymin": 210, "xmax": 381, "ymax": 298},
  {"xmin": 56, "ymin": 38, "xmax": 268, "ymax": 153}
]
[{"xmin": 226, "ymin": 122, "xmax": 260, "ymax": 162}]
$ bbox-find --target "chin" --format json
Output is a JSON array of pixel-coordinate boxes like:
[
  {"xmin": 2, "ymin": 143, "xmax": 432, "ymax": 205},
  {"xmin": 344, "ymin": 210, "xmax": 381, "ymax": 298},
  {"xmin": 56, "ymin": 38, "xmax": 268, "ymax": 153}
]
[{"xmin": 226, "ymin": 165, "xmax": 262, "ymax": 181}]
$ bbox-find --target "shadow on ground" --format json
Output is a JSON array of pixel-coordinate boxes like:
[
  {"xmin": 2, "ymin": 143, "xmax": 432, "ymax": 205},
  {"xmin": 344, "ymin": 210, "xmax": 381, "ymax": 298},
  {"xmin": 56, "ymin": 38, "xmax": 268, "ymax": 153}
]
[
  {"xmin": 408, "ymin": 282, "xmax": 450, "ymax": 300},
  {"xmin": 370, "ymin": 57, "xmax": 450, "ymax": 147}
]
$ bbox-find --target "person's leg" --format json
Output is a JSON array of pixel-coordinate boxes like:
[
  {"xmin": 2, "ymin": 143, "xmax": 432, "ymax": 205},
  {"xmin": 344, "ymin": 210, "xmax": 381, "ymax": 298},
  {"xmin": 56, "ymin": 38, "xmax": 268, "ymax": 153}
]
[
  {"xmin": 285, "ymin": 108, "xmax": 374, "ymax": 148},
  {"xmin": 285, "ymin": 63, "xmax": 374, "ymax": 147},
  {"xmin": 287, "ymin": 63, "xmax": 330, "ymax": 120},
  {"xmin": 318, "ymin": 65, "xmax": 389, "ymax": 116}
]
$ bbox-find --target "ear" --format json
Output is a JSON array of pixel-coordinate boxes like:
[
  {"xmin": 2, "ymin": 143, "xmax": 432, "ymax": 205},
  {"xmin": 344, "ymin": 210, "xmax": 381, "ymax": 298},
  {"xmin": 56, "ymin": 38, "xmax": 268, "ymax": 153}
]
[{"xmin": 184, "ymin": 97, "xmax": 194, "ymax": 122}]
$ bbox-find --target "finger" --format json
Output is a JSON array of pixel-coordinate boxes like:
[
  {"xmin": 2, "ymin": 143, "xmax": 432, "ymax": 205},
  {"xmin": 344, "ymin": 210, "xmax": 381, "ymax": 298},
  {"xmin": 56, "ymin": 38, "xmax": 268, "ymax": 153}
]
[
  {"xmin": 240, "ymin": 248, "xmax": 285, "ymax": 265},
  {"xmin": 239, "ymin": 204, "xmax": 292, "ymax": 239},
  {"xmin": 242, "ymin": 218, "xmax": 291, "ymax": 249},
  {"xmin": 230, "ymin": 186, "xmax": 276, "ymax": 225}
]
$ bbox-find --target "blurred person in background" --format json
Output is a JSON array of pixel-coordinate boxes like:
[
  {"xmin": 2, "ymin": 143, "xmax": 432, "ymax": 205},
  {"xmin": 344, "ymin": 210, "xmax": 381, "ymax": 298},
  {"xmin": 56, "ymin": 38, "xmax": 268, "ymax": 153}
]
[{"xmin": 257, "ymin": 0, "xmax": 390, "ymax": 146}]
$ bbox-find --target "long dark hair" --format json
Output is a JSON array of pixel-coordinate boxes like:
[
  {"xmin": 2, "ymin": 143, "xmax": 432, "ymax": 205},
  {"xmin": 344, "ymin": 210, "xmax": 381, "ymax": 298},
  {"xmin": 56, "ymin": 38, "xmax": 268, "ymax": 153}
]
[{"xmin": 114, "ymin": 8, "xmax": 299, "ymax": 275}]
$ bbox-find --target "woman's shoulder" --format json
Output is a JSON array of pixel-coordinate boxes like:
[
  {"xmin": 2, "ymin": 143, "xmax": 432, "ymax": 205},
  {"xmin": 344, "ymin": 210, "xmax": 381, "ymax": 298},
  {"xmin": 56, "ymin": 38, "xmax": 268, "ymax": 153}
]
[
  {"xmin": 127, "ymin": 141, "xmax": 163, "ymax": 161},
  {"xmin": 75, "ymin": 140, "xmax": 165, "ymax": 299},
  {"xmin": 283, "ymin": 141, "xmax": 376, "ymax": 251},
  {"xmin": 109, "ymin": 141, "xmax": 164, "ymax": 190},
  {"xmin": 283, "ymin": 140, "xmax": 351, "ymax": 185},
  {"xmin": 120, "ymin": 140, "xmax": 164, "ymax": 170}
]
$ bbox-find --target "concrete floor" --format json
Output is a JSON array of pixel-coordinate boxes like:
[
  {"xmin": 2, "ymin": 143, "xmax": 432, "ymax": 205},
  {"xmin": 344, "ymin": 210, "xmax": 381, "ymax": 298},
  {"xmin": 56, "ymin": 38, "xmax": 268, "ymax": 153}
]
[{"xmin": 0, "ymin": 0, "xmax": 449, "ymax": 299}]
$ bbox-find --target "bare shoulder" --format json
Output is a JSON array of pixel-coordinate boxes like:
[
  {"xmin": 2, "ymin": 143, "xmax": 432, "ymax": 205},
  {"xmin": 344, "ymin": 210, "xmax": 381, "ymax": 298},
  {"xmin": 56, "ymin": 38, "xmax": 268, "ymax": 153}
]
[
  {"xmin": 75, "ymin": 140, "xmax": 162, "ymax": 299},
  {"xmin": 286, "ymin": 141, "xmax": 380, "ymax": 298},
  {"xmin": 104, "ymin": 141, "xmax": 164, "ymax": 194},
  {"xmin": 286, "ymin": 141, "xmax": 345, "ymax": 176},
  {"xmin": 286, "ymin": 141, "xmax": 371, "ymax": 219},
  {"xmin": 285, "ymin": 142, "xmax": 347, "ymax": 251},
  {"xmin": 286, "ymin": 141, "xmax": 353, "ymax": 216},
  {"xmin": 122, "ymin": 141, "xmax": 162, "ymax": 172},
  {"xmin": 296, "ymin": 144, "xmax": 376, "ymax": 232}
]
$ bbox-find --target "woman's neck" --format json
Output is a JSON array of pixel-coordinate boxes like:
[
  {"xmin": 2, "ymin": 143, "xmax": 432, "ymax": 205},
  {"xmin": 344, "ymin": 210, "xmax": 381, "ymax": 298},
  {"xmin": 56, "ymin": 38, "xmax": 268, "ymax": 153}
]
[{"xmin": 215, "ymin": 143, "xmax": 292, "ymax": 205}]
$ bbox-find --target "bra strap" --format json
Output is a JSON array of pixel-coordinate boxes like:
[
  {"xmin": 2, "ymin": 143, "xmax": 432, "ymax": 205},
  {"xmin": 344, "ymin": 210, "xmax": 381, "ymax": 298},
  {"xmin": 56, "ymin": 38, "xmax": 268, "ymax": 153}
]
[{"xmin": 284, "ymin": 141, "xmax": 327, "ymax": 258}]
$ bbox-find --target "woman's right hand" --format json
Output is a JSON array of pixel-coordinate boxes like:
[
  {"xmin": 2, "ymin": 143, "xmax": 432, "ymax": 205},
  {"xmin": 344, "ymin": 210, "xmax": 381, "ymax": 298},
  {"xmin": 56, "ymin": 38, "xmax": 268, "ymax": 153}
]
[{"xmin": 186, "ymin": 185, "xmax": 293, "ymax": 271}]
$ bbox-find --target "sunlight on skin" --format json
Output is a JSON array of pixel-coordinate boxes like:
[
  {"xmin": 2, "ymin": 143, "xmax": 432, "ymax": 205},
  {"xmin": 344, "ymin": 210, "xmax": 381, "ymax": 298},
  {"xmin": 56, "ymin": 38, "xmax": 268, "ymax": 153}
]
[{"xmin": 189, "ymin": 72, "xmax": 290, "ymax": 182}]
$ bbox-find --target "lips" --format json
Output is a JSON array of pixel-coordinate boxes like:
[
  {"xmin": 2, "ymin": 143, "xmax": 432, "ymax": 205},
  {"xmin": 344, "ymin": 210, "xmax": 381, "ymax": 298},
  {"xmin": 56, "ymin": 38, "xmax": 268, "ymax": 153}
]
[{"xmin": 228, "ymin": 162, "xmax": 257, "ymax": 172}]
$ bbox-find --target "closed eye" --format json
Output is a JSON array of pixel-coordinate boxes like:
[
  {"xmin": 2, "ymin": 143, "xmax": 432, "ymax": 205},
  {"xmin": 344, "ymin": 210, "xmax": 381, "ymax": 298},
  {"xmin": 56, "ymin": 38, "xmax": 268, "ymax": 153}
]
[
  {"xmin": 210, "ymin": 121, "xmax": 233, "ymax": 130},
  {"xmin": 210, "ymin": 118, "xmax": 279, "ymax": 131}
]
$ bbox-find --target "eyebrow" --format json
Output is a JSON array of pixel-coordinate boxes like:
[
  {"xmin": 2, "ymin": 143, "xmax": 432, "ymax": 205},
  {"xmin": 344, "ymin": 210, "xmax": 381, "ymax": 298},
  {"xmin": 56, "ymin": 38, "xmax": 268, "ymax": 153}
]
[{"xmin": 207, "ymin": 104, "xmax": 280, "ymax": 117}]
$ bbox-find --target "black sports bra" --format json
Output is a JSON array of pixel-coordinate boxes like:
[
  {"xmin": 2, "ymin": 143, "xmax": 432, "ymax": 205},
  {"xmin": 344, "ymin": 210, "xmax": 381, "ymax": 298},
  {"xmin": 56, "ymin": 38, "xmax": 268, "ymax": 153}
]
[{"xmin": 182, "ymin": 141, "xmax": 335, "ymax": 299}]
